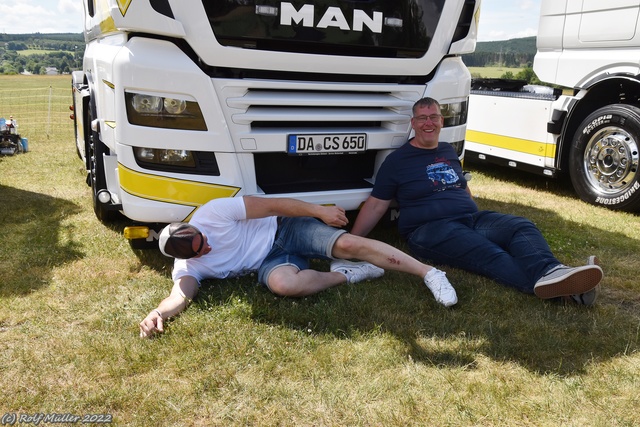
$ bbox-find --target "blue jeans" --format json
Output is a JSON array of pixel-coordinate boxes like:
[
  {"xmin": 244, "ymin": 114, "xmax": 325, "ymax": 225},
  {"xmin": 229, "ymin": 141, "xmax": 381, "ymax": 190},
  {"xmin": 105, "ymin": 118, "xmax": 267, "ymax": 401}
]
[
  {"xmin": 406, "ymin": 211, "xmax": 560, "ymax": 293},
  {"xmin": 257, "ymin": 217, "xmax": 346, "ymax": 286}
]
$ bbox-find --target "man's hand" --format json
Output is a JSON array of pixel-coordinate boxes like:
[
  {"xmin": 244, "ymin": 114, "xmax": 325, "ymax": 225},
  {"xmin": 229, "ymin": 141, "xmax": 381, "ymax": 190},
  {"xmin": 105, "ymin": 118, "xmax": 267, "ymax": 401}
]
[
  {"xmin": 139, "ymin": 310, "xmax": 164, "ymax": 338},
  {"xmin": 317, "ymin": 205, "xmax": 349, "ymax": 228},
  {"xmin": 138, "ymin": 278, "xmax": 198, "ymax": 338}
]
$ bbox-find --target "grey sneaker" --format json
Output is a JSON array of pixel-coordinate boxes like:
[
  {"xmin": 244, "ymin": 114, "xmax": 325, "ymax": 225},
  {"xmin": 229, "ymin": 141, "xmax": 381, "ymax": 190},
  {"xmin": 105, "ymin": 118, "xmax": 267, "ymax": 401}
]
[
  {"xmin": 424, "ymin": 268, "xmax": 458, "ymax": 307},
  {"xmin": 330, "ymin": 260, "xmax": 384, "ymax": 284},
  {"xmin": 534, "ymin": 262, "xmax": 603, "ymax": 299},
  {"xmin": 562, "ymin": 256, "xmax": 601, "ymax": 305}
]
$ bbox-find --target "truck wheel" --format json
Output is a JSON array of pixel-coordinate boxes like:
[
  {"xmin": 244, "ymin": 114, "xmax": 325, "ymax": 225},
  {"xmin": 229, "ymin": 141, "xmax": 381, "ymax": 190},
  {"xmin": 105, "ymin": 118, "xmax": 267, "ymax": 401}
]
[
  {"xmin": 569, "ymin": 104, "xmax": 640, "ymax": 211},
  {"xmin": 72, "ymin": 93, "xmax": 83, "ymax": 160},
  {"xmin": 88, "ymin": 106, "xmax": 119, "ymax": 222}
]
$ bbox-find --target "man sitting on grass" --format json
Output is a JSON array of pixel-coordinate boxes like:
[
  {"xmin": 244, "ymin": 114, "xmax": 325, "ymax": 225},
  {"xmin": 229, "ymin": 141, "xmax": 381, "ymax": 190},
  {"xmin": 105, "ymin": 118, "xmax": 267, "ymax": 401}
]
[
  {"xmin": 139, "ymin": 195, "xmax": 457, "ymax": 338},
  {"xmin": 350, "ymin": 97, "xmax": 603, "ymax": 305}
]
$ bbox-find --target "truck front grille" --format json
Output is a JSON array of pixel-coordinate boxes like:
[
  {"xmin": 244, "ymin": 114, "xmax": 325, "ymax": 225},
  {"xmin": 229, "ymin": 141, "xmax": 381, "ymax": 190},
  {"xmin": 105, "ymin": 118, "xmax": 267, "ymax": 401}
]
[{"xmin": 213, "ymin": 78, "xmax": 425, "ymax": 194}]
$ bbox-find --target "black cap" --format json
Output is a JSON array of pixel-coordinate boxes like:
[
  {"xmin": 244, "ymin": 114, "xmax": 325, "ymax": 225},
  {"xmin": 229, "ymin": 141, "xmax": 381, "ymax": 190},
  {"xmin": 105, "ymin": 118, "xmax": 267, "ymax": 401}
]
[{"xmin": 158, "ymin": 223, "xmax": 201, "ymax": 259}]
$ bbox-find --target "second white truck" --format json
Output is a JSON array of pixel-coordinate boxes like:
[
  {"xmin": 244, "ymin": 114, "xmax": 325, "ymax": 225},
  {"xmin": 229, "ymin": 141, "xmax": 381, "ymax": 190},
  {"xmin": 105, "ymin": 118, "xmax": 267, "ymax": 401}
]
[{"xmin": 465, "ymin": 0, "xmax": 640, "ymax": 212}]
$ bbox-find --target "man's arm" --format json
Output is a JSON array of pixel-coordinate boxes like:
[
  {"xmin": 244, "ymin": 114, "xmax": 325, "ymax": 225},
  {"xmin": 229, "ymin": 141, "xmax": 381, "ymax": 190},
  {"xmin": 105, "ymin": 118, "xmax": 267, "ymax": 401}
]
[
  {"xmin": 243, "ymin": 196, "xmax": 348, "ymax": 228},
  {"xmin": 139, "ymin": 275, "xmax": 199, "ymax": 338},
  {"xmin": 350, "ymin": 196, "xmax": 391, "ymax": 237}
]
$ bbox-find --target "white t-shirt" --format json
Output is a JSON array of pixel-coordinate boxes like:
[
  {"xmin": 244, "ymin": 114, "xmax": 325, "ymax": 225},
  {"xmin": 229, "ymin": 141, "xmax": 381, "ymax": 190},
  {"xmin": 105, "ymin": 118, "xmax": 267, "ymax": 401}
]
[{"xmin": 171, "ymin": 197, "xmax": 278, "ymax": 283}]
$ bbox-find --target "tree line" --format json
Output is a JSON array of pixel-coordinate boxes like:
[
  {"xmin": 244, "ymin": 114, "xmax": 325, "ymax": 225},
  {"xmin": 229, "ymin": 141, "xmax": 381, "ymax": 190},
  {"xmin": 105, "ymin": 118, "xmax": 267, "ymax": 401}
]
[
  {"xmin": 462, "ymin": 36, "xmax": 542, "ymax": 84},
  {"xmin": 0, "ymin": 33, "xmax": 538, "ymax": 78},
  {"xmin": 461, "ymin": 36, "xmax": 537, "ymax": 68},
  {"xmin": 0, "ymin": 33, "xmax": 84, "ymax": 75},
  {"xmin": 462, "ymin": 51, "xmax": 535, "ymax": 68}
]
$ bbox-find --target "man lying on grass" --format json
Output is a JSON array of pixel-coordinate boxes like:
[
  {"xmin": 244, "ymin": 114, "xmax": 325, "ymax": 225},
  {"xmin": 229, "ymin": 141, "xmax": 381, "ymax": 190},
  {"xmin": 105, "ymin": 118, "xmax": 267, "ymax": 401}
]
[{"xmin": 139, "ymin": 196, "xmax": 457, "ymax": 338}]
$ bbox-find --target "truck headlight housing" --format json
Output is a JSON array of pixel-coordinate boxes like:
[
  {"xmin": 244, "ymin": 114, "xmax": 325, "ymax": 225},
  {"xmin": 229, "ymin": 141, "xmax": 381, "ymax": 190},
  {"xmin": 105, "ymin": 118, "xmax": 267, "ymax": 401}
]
[
  {"xmin": 441, "ymin": 100, "xmax": 468, "ymax": 127},
  {"xmin": 134, "ymin": 147, "xmax": 196, "ymax": 167},
  {"xmin": 133, "ymin": 147, "xmax": 221, "ymax": 176},
  {"xmin": 125, "ymin": 92, "xmax": 207, "ymax": 130}
]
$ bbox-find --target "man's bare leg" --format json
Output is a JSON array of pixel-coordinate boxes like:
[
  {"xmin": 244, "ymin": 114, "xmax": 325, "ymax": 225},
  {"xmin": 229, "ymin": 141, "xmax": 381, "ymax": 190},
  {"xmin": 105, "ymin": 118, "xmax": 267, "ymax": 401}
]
[
  {"xmin": 266, "ymin": 265, "xmax": 347, "ymax": 297},
  {"xmin": 331, "ymin": 233, "xmax": 431, "ymax": 279}
]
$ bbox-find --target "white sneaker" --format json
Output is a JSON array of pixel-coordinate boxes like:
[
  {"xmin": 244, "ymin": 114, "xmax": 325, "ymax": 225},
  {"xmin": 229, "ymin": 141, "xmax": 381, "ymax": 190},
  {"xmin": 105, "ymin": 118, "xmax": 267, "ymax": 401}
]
[
  {"xmin": 330, "ymin": 260, "xmax": 384, "ymax": 284},
  {"xmin": 424, "ymin": 269, "xmax": 458, "ymax": 307}
]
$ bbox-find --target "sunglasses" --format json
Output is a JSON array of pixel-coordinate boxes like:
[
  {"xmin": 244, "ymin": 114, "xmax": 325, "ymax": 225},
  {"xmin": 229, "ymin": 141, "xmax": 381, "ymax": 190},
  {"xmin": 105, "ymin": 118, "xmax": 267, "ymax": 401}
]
[{"xmin": 193, "ymin": 232, "xmax": 206, "ymax": 257}]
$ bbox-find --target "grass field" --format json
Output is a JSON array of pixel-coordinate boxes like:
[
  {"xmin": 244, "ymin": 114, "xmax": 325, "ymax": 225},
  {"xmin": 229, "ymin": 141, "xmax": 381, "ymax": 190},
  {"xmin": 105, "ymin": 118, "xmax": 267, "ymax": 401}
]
[
  {"xmin": 468, "ymin": 66, "xmax": 524, "ymax": 78},
  {"xmin": 0, "ymin": 75, "xmax": 639, "ymax": 426},
  {"xmin": 0, "ymin": 73, "xmax": 71, "ymax": 89},
  {"xmin": 17, "ymin": 49, "xmax": 72, "ymax": 56},
  {"xmin": 0, "ymin": 74, "xmax": 72, "ymax": 141}
]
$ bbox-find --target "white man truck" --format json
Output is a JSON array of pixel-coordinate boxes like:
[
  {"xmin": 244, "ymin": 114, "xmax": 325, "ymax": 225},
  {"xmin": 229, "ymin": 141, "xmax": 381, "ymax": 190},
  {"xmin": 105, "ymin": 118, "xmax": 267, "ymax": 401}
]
[
  {"xmin": 71, "ymin": 0, "xmax": 480, "ymax": 243},
  {"xmin": 465, "ymin": 0, "xmax": 640, "ymax": 212}
]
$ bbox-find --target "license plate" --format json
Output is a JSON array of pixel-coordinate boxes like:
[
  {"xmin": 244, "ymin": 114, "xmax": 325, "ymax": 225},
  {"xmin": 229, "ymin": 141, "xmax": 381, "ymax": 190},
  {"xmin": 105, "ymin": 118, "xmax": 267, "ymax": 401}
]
[{"xmin": 287, "ymin": 133, "xmax": 367, "ymax": 155}]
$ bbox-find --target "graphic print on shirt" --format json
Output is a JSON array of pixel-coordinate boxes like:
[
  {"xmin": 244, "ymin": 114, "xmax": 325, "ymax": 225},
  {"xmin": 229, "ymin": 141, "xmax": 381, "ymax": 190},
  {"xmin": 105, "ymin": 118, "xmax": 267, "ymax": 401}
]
[{"xmin": 426, "ymin": 159, "xmax": 460, "ymax": 190}]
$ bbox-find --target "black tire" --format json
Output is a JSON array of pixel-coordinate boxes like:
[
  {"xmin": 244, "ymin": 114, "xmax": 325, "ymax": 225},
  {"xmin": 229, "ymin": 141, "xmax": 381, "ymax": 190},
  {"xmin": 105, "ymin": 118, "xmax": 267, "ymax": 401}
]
[
  {"xmin": 72, "ymin": 95, "xmax": 83, "ymax": 160},
  {"xmin": 88, "ymin": 103, "xmax": 119, "ymax": 222},
  {"xmin": 14, "ymin": 134, "xmax": 24, "ymax": 154},
  {"xmin": 71, "ymin": 72, "xmax": 86, "ymax": 161},
  {"xmin": 129, "ymin": 238, "xmax": 159, "ymax": 250},
  {"xmin": 569, "ymin": 104, "xmax": 640, "ymax": 211}
]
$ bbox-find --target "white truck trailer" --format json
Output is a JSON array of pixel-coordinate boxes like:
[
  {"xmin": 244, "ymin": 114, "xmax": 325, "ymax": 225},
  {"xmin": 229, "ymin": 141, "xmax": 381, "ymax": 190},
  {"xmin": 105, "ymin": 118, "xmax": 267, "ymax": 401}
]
[
  {"xmin": 72, "ymin": 0, "xmax": 481, "ymax": 243},
  {"xmin": 465, "ymin": 0, "xmax": 640, "ymax": 212}
]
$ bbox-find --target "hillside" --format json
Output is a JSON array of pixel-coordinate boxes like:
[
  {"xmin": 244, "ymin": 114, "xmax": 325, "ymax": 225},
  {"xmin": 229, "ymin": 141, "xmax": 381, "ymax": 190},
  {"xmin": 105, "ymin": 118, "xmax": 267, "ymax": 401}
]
[
  {"xmin": 0, "ymin": 33, "xmax": 84, "ymax": 75},
  {"xmin": 475, "ymin": 36, "xmax": 536, "ymax": 54},
  {"xmin": 463, "ymin": 36, "xmax": 537, "ymax": 68},
  {"xmin": 0, "ymin": 33, "xmax": 536, "ymax": 74}
]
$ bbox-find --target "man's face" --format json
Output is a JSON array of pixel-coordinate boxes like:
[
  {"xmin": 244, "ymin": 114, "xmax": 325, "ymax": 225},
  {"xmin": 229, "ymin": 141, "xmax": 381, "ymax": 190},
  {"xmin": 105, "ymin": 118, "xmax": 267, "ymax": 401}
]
[
  {"xmin": 411, "ymin": 103, "xmax": 444, "ymax": 149},
  {"xmin": 192, "ymin": 232, "xmax": 212, "ymax": 258}
]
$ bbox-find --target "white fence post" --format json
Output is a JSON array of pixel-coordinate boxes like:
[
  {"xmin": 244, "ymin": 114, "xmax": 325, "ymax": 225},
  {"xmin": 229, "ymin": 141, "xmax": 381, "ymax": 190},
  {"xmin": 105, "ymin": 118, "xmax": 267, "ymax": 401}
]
[{"xmin": 47, "ymin": 85, "xmax": 53, "ymax": 138}]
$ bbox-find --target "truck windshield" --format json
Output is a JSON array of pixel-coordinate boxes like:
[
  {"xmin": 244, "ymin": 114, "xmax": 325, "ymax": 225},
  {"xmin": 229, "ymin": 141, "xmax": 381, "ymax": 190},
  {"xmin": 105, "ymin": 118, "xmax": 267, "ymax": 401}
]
[{"xmin": 203, "ymin": 0, "xmax": 446, "ymax": 58}]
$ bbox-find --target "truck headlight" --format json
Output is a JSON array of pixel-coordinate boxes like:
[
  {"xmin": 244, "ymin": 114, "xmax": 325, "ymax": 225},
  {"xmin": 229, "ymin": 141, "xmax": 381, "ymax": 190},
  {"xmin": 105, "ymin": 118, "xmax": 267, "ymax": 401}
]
[
  {"xmin": 132, "ymin": 147, "xmax": 221, "ymax": 176},
  {"xmin": 440, "ymin": 101, "xmax": 468, "ymax": 127},
  {"xmin": 134, "ymin": 147, "xmax": 196, "ymax": 167},
  {"xmin": 126, "ymin": 92, "xmax": 207, "ymax": 130},
  {"xmin": 163, "ymin": 98, "xmax": 187, "ymax": 115},
  {"xmin": 131, "ymin": 94, "xmax": 162, "ymax": 113}
]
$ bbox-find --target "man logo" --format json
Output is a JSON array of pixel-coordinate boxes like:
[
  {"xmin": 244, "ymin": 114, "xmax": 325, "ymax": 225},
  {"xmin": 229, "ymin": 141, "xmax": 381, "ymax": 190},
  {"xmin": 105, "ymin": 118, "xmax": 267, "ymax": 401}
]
[{"xmin": 279, "ymin": 2, "xmax": 384, "ymax": 33}]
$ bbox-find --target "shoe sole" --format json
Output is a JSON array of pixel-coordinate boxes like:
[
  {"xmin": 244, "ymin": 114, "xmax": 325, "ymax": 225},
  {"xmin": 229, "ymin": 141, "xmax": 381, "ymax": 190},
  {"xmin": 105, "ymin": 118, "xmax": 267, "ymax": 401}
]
[
  {"xmin": 560, "ymin": 256, "xmax": 602, "ymax": 305},
  {"xmin": 534, "ymin": 265, "xmax": 603, "ymax": 299}
]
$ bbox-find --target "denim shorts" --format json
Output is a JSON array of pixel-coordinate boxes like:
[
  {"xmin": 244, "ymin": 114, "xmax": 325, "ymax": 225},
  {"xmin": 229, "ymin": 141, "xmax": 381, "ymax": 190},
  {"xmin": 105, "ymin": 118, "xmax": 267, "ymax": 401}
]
[{"xmin": 257, "ymin": 217, "xmax": 346, "ymax": 286}]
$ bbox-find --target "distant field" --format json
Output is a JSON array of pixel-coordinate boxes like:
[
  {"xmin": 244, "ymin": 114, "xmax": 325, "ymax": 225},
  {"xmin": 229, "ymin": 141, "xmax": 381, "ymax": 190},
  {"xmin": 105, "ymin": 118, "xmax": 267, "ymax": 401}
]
[
  {"xmin": 17, "ymin": 49, "xmax": 72, "ymax": 56},
  {"xmin": 0, "ymin": 74, "xmax": 69, "ymax": 90},
  {"xmin": 0, "ymin": 75, "xmax": 72, "ymax": 140},
  {"xmin": 467, "ymin": 66, "xmax": 524, "ymax": 78}
]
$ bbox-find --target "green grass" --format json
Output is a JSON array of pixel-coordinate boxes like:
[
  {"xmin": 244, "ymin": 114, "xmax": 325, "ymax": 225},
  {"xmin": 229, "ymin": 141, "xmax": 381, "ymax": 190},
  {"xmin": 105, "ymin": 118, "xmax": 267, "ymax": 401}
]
[
  {"xmin": 0, "ymin": 75, "xmax": 72, "ymax": 140},
  {"xmin": 1, "ymin": 75, "xmax": 639, "ymax": 426},
  {"xmin": 0, "ymin": 73, "xmax": 70, "ymax": 89},
  {"xmin": 16, "ymin": 49, "xmax": 72, "ymax": 56},
  {"xmin": 468, "ymin": 66, "xmax": 524, "ymax": 78}
]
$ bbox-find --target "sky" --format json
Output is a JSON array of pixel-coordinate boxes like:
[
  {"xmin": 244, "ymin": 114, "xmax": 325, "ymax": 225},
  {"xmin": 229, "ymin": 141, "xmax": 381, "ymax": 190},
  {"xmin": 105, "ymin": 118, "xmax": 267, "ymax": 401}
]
[
  {"xmin": 477, "ymin": 0, "xmax": 541, "ymax": 42},
  {"xmin": 0, "ymin": 0, "xmax": 541, "ymax": 42},
  {"xmin": 0, "ymin": 0, "xmax": 83, "ymax": 34}
]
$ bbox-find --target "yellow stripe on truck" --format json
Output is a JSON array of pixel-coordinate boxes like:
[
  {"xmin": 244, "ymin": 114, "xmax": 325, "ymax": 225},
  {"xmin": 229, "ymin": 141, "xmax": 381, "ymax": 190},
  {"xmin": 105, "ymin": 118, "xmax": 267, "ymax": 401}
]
[
  {"xmin": 466, "ymin": 129, "xmax": 556, "ymax": 157},
  {"xmin": 118, "ymin": 164, "xmax": 240, "ymax": 207}
]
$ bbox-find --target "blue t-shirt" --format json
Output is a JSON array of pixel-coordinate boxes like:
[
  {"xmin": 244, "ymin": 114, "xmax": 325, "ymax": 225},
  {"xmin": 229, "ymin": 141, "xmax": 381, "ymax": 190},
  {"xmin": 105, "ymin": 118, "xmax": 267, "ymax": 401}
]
[{"xmin": 372, "ymin": 140, "xmax": 478, "ymax": 236}]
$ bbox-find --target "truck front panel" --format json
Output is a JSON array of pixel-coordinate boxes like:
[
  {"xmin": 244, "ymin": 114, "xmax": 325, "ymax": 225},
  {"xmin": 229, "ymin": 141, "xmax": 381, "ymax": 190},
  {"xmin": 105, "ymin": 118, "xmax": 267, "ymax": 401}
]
[{"xmin": 78, "ymin": 0, "xmax": 479, "ymax": 224}]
